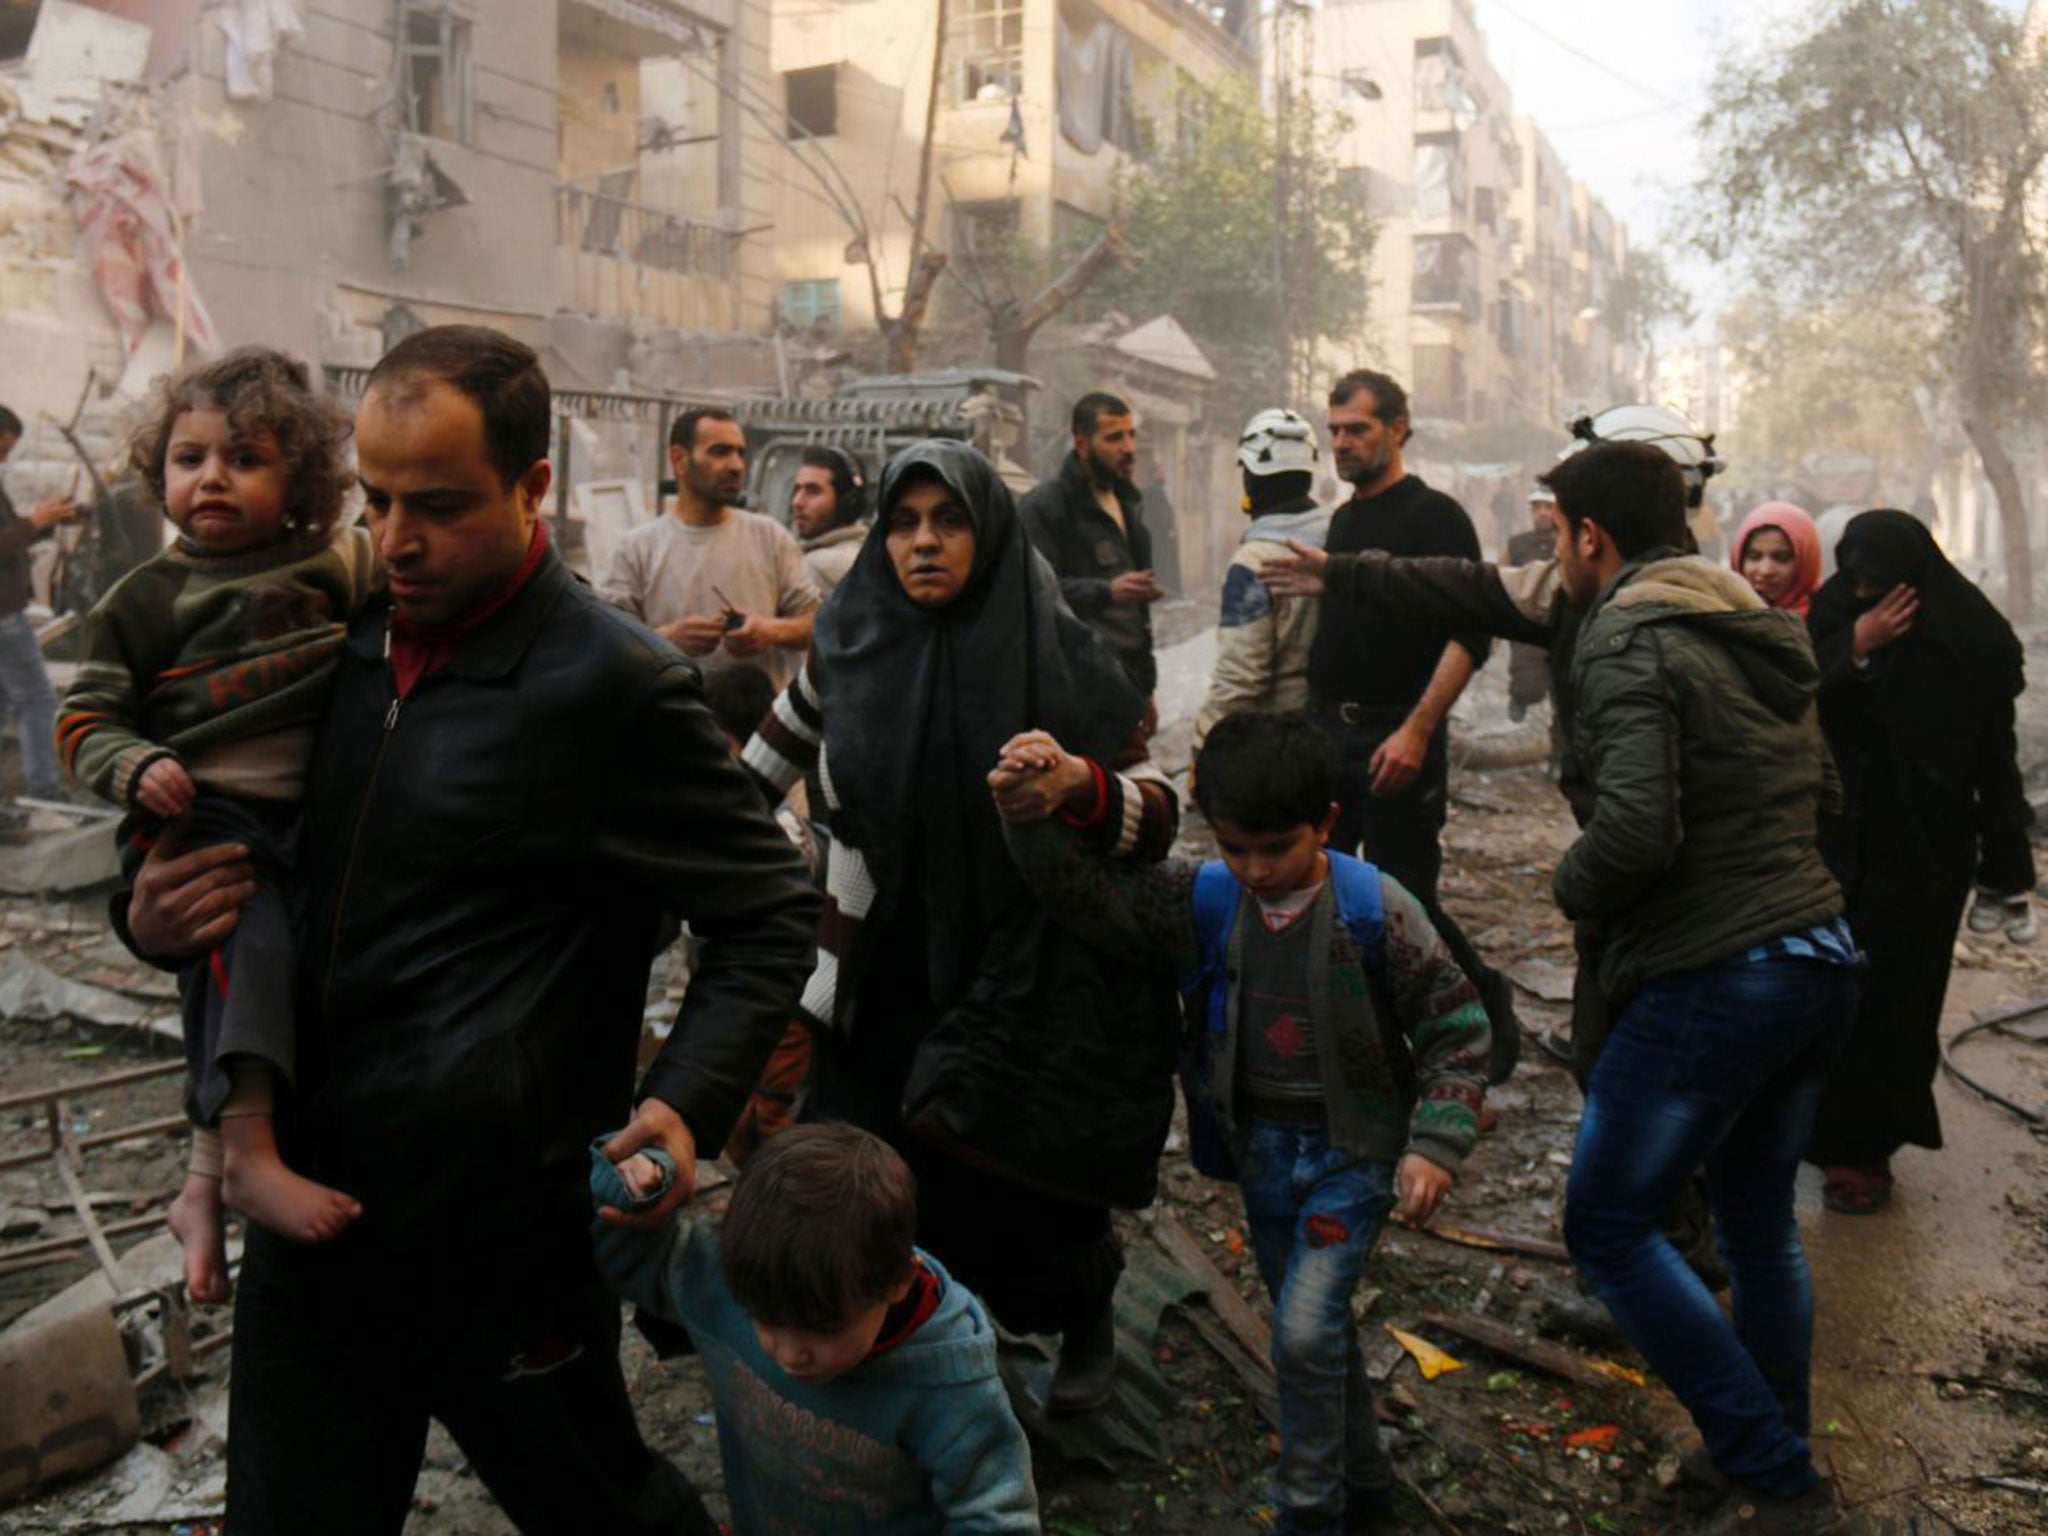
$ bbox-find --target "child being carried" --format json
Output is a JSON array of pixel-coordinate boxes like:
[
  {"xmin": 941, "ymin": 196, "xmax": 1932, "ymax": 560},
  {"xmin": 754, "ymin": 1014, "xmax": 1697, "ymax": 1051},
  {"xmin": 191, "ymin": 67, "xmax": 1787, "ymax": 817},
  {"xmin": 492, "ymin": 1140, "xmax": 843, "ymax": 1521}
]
[{"xmin": 61, "ymin": 348, "xmax": 377, "ymax": 1303}]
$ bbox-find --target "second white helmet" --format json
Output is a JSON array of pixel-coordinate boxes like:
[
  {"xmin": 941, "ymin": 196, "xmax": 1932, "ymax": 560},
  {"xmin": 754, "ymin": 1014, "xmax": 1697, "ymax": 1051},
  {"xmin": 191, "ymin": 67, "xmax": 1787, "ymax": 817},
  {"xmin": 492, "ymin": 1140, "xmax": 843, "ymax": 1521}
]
[
  {"xmin": 1238, "ymin": 408, "xmax": 1320, "ymax": 479},
  {"xmin": 1563, "ymin": 403, "xmax": 1723, "ymax": 507}
]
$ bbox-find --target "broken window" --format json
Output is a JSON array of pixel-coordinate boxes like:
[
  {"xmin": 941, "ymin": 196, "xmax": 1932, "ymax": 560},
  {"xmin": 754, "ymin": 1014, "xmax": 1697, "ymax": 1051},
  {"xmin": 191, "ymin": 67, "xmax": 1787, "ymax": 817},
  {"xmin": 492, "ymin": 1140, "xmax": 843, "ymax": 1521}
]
[
  {"xmin": 955, "ymin": 0, "xmax": 1024, "ymax": 102},
  {"xmin": 1412, "ymin": 134, "xmax": 1465, "ymax": 221},
  {"xmin": 784, "ymin": 64, "xmax": 838, "ymax": 140},
  {"xmin": 402, "ymin": 4, "xmax": 473, "ymax": 145},
  {"xmin": 782, "ymin": 279, "xmax": 842, "ymax": 332}
]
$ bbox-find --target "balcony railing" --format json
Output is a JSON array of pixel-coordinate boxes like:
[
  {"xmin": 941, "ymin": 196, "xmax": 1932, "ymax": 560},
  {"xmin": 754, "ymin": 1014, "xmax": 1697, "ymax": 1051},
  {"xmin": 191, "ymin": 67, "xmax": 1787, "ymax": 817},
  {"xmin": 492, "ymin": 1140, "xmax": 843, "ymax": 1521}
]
[{"xmin": 556, "ymin": 183, "xmax": 733, "ymax": 282}]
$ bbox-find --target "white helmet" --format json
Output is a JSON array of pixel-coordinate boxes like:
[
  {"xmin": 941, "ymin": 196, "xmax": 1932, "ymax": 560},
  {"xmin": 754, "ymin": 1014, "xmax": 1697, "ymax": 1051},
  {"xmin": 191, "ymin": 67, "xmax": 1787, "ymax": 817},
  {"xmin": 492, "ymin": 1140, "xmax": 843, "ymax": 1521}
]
[
  {"xmin": 1563, "ymin": 403, "xmax": 1723, "ymax": 507},
  {"xmin": 1237, "ymin": 408, "xmax": 1320, "ymax": 478}
]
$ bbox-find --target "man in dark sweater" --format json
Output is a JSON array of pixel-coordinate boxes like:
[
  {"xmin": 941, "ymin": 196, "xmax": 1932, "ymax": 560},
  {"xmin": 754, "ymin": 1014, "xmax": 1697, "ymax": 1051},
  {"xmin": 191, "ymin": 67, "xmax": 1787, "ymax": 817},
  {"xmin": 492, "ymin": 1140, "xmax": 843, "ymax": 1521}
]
[
  {"xmin": 1019, "ymin": 392, "xmax": 1162, "ymax": 695},
  {"xmin": 0, "ymin": 406, "xmax": 77, "ymax": 806},
  {"xmin": 1310, "ymin": 371, "xmax": 1487, "ymax": 897},
  {"xmin": 1306, "ymin": 373, "xmax": 1515, "ymax": 1081}
]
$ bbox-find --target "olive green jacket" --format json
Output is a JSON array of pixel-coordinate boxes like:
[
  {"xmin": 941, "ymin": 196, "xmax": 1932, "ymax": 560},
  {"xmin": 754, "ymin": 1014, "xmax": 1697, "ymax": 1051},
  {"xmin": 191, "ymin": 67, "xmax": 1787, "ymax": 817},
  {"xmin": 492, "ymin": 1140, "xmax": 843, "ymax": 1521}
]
[{"xmin": 1555, "ymin": 553, "xmax": 1843, "ymax": 1000}]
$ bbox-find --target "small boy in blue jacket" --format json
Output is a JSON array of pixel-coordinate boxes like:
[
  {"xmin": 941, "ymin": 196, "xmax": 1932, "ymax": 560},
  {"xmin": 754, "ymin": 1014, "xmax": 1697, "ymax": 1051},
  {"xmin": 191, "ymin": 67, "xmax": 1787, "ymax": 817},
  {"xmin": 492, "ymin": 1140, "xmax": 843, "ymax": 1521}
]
[
  {"xmin": 592, "ymin": 1121, "xmax": 1040, "ymax": 1534},
  {"xmin": 991, "ymin": 710, "xmax": 1490, "ymax": 1536}
]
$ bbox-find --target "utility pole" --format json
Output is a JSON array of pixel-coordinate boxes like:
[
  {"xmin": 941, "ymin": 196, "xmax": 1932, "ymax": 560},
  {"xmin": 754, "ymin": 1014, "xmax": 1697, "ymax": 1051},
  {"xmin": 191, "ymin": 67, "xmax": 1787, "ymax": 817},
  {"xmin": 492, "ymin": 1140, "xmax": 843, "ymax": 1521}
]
[{"xmin": 1271, "ymin": 0, "xmax": 1293, "ymax": 408}]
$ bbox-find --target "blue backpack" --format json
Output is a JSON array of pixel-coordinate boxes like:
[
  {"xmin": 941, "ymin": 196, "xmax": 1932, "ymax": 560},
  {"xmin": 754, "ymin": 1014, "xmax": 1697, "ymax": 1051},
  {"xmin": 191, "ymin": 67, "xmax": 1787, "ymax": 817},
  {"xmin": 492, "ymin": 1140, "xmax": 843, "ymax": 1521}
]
[{"xmin": 1180, "ymin": 853, "xmax": 1387, "ymax": 1182}]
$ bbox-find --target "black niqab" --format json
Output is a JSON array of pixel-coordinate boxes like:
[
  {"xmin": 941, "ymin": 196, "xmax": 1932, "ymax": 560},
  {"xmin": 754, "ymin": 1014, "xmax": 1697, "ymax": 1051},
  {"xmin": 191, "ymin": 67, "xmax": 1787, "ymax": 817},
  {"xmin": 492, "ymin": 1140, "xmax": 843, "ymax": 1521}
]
[
  {"xmin": 811, "ymin": 439, "xmax": 1145, "ymax": 1007},
  {"xmin": 1809, "ymin": 509, "xmax": 2023, "ymax": 788}
]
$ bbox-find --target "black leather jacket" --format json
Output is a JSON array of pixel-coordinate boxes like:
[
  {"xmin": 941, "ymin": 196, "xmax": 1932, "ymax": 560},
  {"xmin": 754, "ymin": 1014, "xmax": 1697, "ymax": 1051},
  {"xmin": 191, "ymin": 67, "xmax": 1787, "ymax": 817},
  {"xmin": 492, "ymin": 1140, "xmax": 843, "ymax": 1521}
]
[
  {"xmin": 291, "ymin": 548, "xmax": 819, "ymax": 1268},
  {"xmin": 1018, "ymin": 453, "xmax": 1156, "ymax": 693}
]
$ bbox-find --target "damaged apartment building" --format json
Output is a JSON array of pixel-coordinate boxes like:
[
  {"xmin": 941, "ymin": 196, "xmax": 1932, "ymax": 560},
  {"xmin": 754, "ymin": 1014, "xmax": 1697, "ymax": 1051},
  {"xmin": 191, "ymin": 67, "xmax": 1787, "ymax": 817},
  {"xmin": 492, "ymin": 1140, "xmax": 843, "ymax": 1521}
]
[{"xmin": 0, "ymin": 0, "xmax": 791, "ymax": 529}]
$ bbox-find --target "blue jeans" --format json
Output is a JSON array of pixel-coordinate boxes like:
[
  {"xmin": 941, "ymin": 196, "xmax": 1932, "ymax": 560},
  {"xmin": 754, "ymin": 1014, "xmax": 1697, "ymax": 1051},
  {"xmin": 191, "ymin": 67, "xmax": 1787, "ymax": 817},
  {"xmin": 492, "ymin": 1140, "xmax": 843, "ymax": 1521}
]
[
  {"xmin": 0, "ymin": 611, "xmax": 60, "ymax": 798},
  {"xmin": 1565, "ymin": 953, "xmax": 1856, "ymax": 1499},
  {"xmin": 1239, "ymin": 1123, "xmax": 1395, "ymax": 1535}
]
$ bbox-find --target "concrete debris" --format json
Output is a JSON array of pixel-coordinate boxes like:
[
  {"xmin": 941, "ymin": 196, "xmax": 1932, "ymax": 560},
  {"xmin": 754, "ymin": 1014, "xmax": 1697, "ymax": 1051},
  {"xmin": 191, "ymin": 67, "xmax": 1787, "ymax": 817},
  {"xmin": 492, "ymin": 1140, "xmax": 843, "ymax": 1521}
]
[
  {"xmin": 0, "ymin": 1304, "xmax": 140, "ymax": 1511},
  {"xmin": 1506, "ymin": 957, "xmax": 1576, "ymax": 1004},
  {"xmin": 11, "ymin": 1441, "xmax": 224, "ymax": 1531},
  {"xmin": 8, "ymin": 1233, "xmax": 202, "ymax": 1337},
  {"xmin": 9, "ymin": 2, "xmax": 151, "ymax": 130},
  {"xmin": 0, "ymin": 953, "xmax": 165, "ymax": 1032},
  {"xmin": 0, "ymin": 822, "xmax": 121, "ymax": 898}
]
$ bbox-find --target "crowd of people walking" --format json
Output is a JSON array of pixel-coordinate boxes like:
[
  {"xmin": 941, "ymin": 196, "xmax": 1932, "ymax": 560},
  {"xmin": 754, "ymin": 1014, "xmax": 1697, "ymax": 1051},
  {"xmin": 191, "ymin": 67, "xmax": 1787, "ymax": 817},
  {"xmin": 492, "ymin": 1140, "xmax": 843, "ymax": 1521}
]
[{"xmin": 4, "ymin": 319, "xmax": 2030, "ymax": 1536}]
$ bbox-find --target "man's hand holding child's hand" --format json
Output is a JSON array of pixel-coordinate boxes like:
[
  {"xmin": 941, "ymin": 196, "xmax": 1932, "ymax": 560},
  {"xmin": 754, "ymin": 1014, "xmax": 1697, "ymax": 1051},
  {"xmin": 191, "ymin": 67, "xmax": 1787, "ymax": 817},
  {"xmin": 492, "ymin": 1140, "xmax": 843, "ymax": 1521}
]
[
  {"xmin": 138, "ymin": 758, "xmax": 198, "ymax": 819},
  {"xmin": 1392, "ymin": 1153, "xmax": 1452, "ymax": 1229},
  {"xmin": 988, "ymin": 731, "xmax": 1096, "ymax": 824},
  {"xmin": 599, "ymin": 1098, "xmax": 697, "ymax": 1228}
]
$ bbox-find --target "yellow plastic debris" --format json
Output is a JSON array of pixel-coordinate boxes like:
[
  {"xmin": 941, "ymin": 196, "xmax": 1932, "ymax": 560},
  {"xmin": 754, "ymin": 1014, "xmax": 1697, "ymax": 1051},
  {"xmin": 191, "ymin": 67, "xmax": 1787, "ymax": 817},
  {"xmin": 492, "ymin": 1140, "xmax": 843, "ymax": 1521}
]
[
  {"xmin": 1384, "ymin": 1325, "xmax": 1464, "ymax": 1381},
  {"xmin": 1592, "ymin": 1360, "xmax": 1647, "ymax": 1387}
]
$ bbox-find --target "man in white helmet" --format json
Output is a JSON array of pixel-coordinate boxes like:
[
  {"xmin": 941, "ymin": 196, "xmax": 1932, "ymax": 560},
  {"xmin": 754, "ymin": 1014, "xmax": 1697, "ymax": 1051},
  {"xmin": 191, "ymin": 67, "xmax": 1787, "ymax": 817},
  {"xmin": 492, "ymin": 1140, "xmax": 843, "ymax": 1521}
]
[{"xmin": 1193, "ymin": 409, "xmax": 1332, "ymax": 749}]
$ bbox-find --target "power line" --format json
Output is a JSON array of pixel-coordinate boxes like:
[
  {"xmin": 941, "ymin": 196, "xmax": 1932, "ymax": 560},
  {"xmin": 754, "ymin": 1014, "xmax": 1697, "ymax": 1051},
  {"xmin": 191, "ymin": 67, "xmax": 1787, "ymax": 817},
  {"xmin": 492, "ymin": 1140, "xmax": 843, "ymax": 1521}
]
[{"xmin": 1480, "ymin": 0, "xmax": 1684, "ymax": 109}]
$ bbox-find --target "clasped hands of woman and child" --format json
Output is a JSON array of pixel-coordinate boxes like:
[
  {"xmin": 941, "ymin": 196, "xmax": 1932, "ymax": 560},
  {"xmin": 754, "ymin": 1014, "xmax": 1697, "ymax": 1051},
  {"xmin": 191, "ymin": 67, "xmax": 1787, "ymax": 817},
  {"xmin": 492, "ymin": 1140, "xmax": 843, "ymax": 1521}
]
[{"xmin": 985, "ymin": 728, "xmax": 1455, "ymax": 1233}]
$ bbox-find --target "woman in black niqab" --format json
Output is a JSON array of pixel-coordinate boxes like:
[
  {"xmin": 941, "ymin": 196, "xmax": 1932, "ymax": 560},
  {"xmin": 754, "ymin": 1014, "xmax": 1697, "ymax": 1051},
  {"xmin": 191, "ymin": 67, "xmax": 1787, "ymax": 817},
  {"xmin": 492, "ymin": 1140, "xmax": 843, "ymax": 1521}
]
[
  {"xmin": 1804, "ymin": 510, "xmax": 2033, "ymax": 1212},
  {"xmin": 801, "ymin": 440, "xmax": 1181, "ymax": 1386}
]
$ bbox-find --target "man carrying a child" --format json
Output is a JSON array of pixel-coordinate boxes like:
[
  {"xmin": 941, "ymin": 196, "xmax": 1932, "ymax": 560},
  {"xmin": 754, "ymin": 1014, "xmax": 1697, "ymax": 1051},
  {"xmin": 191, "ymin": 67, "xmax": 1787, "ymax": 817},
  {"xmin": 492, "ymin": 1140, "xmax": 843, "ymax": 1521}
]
[{"xmin": 122, "ymin": 327, "xmax": 819, "ymax": 1535}]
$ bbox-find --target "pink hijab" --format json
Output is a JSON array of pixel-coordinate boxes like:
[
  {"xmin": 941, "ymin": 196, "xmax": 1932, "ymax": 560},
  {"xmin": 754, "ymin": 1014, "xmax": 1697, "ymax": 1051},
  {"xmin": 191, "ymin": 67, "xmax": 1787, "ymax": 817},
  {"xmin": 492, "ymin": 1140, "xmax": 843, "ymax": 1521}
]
[{"xmin": 1731, "ymin": 502, "xmax": 1823, "ymax": 616}]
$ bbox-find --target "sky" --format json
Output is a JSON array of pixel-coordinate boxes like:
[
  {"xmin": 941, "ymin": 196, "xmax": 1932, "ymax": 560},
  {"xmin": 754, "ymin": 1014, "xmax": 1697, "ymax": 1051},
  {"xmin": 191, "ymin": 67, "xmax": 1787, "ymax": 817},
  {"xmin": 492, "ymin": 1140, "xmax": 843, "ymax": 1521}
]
[
  {"xmin": 1470, "ymin": 0, "xmax": 1810, "ymax": 331},
  {"xmin": 1470, "ymin": 0, "xmax": 2032, "ymax": 333}
]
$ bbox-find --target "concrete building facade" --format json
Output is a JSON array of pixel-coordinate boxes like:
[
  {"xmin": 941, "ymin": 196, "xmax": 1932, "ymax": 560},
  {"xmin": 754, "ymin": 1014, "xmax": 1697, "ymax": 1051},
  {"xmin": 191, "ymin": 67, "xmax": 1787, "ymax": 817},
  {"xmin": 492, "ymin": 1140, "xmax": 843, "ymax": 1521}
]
[
  {"xmin": 1301, "ymin": 0, "xmax": 1634, "ymax": 437},
  {"xmin": 764, "ymin": 0, "xmax": 1251, "ymax": 340}
]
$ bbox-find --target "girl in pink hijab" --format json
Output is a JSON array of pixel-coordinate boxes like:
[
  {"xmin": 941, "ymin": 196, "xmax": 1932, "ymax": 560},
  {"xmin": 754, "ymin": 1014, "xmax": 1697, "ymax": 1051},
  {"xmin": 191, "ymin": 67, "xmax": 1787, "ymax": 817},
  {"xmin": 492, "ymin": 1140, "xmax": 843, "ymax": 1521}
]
[{"xmin": 1732, "ymin": 502, "xmax": 1824, "ymax": 616}]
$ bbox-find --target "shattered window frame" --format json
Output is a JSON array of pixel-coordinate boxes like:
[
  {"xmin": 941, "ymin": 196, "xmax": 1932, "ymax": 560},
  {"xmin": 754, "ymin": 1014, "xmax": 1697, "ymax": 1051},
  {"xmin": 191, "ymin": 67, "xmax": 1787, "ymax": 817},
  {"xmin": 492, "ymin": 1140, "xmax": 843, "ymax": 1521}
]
[
  {"xmin": 402, "ymin": 3, "xmax": 476, "ymax": 147},
  {"xmin": 955, "ymin": 0, "xmax": 1026, "ymax": 103}
]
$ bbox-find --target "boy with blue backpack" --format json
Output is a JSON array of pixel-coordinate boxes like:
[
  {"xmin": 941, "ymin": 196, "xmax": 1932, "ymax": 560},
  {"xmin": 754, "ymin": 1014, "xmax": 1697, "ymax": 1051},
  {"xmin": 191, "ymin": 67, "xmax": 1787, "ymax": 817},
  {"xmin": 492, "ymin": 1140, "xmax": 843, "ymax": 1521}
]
[{"xmin": 991, "ymin": 710, "xmax": 1489, "ymax": 1536}]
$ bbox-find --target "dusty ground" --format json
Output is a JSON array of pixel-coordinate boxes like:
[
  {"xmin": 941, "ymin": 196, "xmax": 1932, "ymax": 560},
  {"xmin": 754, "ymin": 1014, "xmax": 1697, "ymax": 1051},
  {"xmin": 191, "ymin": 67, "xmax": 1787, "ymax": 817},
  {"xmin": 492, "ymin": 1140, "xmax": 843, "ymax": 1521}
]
[{"xmin": 8, "ymin": 645, "xmax": 2048, "ymax": 1533}]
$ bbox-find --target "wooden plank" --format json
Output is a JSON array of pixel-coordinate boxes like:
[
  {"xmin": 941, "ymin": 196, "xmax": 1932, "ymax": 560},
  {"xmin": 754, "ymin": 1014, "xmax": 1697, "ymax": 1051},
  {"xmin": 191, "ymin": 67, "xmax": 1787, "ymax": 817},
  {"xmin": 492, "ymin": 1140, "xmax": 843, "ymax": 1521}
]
[
  {"xmin": 1422, "ymin": 1222, "xmax": 1573, "ymax": 1265},
  {"xmin": 1149, "ymin": 1208, "xmax": 1272, "ymax": 1360},
  {"xmin": 1416, "ymin": 1311, "xmax": 1638, "ymax": 1392}
]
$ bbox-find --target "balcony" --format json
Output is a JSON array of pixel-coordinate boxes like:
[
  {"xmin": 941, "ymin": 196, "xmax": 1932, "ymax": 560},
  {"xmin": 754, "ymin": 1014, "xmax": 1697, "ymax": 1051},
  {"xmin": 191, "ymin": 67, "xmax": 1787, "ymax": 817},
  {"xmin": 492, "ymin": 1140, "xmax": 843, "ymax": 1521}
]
[
  {"xmin": 555, "ymin": 181, "xmax": 738, "ymax": 327},
  {"xmin": 1412, "ymin": 233, "xmax": 1481, "ymax": 319}
]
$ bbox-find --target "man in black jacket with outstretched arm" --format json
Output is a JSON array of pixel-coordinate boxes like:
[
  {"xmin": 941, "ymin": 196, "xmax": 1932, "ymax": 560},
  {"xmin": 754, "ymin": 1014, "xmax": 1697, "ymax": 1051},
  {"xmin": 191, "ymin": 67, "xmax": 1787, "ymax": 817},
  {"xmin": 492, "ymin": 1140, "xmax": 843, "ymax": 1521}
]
[{"xmin": 123, "ymin": 326, "xmax": 820, "ymax": 1535}]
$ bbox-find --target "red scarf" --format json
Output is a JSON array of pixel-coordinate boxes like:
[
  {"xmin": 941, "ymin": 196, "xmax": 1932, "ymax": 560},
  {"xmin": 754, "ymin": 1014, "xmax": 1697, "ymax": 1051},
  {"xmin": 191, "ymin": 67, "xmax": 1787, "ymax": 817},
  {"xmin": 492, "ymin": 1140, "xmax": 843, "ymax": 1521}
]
[{"xmin": 389, "ymin": 522, "xmax": 550, "ymax": 700}]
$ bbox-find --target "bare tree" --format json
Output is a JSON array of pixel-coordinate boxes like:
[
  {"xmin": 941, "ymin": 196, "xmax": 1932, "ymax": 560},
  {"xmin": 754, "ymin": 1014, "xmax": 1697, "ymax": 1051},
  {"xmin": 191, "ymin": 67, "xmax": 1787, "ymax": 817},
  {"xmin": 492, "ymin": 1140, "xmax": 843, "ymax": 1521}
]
[{"xmin": 1698, "ymin": 0, "xmax": 2048, "ymax": 619}]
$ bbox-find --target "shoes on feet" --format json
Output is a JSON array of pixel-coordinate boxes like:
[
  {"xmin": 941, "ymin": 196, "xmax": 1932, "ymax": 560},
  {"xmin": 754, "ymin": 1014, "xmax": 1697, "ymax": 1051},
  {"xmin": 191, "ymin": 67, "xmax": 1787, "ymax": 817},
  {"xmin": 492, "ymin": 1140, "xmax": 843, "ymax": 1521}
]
[
  {"xmin": 1343, "ymin": 1481, "xmax": 1397, "ymax": 1534},
  {"xmin": 1821, "ymin": 1163, "xmax": 1893, "ymax": 1216},
  {"xmin": 1047, "ymin": 1299, "xmax": 1117, "ymax": 1414},
  {"xmin": 1969, "ymin": 889, "xmax": 2037, "ymax": 945},
  {"xmin": 1694, "ymin": 1480, "xmax": 1845, "ymax": 1534}
]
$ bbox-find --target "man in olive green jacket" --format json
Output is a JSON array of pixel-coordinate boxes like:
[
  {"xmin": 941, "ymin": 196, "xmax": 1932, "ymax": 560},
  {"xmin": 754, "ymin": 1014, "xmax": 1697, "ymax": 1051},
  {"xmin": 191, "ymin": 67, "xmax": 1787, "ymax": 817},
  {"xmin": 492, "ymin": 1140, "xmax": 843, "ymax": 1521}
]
[{"xmin": 1547, "ymin": 442, "xmax": 1857, "ymax": 1536}]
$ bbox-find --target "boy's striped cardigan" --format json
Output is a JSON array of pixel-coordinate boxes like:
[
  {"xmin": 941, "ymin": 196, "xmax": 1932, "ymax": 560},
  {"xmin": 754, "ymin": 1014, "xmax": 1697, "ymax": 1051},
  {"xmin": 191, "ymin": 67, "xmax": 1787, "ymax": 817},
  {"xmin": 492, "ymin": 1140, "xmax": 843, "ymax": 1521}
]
[{"xmin": 743, "ymin": 652, "xmax": 1179, "ymax": 1033}]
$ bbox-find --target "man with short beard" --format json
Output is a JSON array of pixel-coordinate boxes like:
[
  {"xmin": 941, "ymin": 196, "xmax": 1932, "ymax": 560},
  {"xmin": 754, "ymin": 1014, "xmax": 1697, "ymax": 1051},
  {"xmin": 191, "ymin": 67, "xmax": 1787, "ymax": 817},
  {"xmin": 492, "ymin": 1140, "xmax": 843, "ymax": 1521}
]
[
  {"xmin": 789, "ymin": 444, "xmax": 869, "ymax": 597},
  {"xmin": 602, "ymin": 407, "xmax": 819, "ymax": 691},
  {"xmin": 1019, "ymin": 391, "xmax": 1163, "ymax": 694},
  {"xmin": 120, "ymin": 327, "xmax": 820, "ymax": 1534}
]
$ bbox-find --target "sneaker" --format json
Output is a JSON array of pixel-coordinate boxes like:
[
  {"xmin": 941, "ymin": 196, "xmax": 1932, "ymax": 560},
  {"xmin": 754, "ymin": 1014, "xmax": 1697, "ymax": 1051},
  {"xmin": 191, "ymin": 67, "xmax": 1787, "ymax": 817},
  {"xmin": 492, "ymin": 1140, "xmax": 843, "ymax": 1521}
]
[
  {"xmin": 2007, "ymin": 899, "xmax": 2038, "ymax": 946},
  {"xmin": 1968, "ymin": 889, "xmax": 2009, "ymax": 934},
  {"xmin": 1968, "ymin": 889, "xmax": 2035, "ymax": 944},
  {"xmin": 1694, "ymin": 1481, "xmax": 1845, "ymax": 1535}
]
